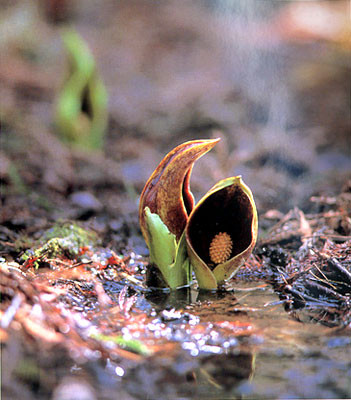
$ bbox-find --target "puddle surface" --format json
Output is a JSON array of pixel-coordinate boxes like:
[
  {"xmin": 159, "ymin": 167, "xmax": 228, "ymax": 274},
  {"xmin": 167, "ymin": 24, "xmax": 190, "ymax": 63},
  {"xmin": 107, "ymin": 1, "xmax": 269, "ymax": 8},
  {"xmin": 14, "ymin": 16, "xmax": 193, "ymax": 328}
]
[
  {"xmin": 225, "ymin": 283, "xmax": 351, "ymax": 399},
  {"xmin": 103, "ymin": 279, "xmax": 351, "ymax": 399}
]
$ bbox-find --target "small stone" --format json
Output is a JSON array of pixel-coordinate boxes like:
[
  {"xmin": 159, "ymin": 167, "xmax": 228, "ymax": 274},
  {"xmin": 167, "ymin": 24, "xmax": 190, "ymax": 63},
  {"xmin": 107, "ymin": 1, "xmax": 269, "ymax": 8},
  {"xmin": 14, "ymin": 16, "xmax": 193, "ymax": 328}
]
[{"xmin": 70, "ymin": 191, "xmax": 103, "ymax": 211}]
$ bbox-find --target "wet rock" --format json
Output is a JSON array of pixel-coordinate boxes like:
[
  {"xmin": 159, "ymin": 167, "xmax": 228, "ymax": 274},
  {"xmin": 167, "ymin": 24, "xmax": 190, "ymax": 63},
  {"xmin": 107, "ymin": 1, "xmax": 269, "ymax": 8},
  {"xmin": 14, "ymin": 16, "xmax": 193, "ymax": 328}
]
[{"xmin": 70, "ymin": 192, "xmax": 103, "ymax": 212}]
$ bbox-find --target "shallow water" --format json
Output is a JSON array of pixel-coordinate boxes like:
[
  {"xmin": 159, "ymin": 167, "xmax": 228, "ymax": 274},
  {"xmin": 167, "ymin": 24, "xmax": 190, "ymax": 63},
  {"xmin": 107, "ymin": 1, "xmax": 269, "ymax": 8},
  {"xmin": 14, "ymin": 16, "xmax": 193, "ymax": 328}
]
[
  {"xmin": 106, "ymin": 280, "xmax": 351, "ymax": 399},
  {"xmin": 227, "ymin": 283, "xmax": 351, "ymax": 399}
]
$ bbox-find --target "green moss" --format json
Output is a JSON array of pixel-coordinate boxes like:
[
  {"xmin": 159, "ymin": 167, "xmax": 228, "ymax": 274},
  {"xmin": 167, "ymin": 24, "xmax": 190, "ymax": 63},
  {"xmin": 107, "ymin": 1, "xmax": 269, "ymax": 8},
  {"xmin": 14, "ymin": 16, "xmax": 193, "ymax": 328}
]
[
  {"xmin": 13, "ymin": 235, "xmax": 36, "ymax": 253},
  {"xmin": 91, "ymin": 333, "xmax": 151, "ymax": 356},
  {"xmin": 20, "ymin": 222, "xmax": 99, "ymax": 268},
  {"xmin": 41, "ymin": 222, "xmax": 98, "ymax": 249}
]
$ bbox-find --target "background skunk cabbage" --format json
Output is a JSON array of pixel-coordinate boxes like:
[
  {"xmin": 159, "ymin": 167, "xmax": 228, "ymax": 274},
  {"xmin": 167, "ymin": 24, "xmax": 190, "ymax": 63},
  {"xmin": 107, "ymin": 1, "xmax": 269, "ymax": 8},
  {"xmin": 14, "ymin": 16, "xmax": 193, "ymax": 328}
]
[
  {"xmin": 139, "ymin": 139, "xmax": 258, "ymax": 290},
  {"xmin": 54, "ymin": 29, "xmax": 108, "ymax": 150}
]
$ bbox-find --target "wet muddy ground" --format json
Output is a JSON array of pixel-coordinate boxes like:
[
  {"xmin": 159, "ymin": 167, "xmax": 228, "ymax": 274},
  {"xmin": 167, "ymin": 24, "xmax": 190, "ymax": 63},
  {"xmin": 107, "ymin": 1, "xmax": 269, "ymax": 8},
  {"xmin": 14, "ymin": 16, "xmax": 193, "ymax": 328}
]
[{"xmin": 1, "ymin": 1, "xmax": 351, "ymax": 399}]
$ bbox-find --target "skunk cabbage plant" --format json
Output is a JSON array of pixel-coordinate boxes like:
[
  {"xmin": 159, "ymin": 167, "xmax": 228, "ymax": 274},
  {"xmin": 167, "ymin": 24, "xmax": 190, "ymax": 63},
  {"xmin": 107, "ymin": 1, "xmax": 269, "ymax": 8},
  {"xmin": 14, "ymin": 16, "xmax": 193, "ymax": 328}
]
[{"xmin": 139, "ymin": 139, "xmax": 258, "ymax": 290}]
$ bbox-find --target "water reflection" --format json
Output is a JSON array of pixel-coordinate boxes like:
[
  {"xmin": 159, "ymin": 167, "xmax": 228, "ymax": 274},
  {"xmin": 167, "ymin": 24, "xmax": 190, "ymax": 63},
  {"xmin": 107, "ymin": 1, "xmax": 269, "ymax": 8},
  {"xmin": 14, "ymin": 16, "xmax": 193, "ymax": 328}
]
[{"xmin": 145, "ymin": 286, "xmax": 230, "ymax": 310}]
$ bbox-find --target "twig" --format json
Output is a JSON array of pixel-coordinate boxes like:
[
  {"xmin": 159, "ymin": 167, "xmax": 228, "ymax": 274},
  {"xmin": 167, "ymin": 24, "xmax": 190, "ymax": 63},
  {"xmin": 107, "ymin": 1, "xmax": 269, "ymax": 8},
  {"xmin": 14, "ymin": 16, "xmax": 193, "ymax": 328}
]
[{"xmin": 1, "ymin": 293, "xmax": 24, "ymax": 329}]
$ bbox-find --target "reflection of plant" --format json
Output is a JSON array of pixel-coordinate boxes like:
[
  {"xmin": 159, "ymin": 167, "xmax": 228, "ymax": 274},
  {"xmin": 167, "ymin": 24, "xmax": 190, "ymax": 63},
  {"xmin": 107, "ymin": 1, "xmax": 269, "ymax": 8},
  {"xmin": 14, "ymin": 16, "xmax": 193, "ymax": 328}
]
[
  {"xmin": 139, "ymin": 139, "xmax": 258, "ymax": 290},
  {"xmin": 54, "ymin": 29, "xmax": 108, "ymax": 150}
]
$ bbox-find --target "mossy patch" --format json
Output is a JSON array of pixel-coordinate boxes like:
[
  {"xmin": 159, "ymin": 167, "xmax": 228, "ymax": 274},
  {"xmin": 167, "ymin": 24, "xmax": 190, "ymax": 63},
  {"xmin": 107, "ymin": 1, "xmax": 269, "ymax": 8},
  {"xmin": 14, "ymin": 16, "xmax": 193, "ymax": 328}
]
[{"xmin": 21, "ymin": 222, "xmax": 99, "ymax": 268}]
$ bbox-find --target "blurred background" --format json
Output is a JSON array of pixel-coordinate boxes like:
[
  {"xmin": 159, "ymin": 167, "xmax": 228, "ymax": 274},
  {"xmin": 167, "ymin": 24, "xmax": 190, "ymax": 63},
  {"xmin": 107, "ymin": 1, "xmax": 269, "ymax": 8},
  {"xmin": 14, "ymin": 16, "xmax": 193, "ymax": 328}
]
[
  {"xmin": 1, "ymin": 0, "xmax": 350, "ymax": 229},
  {"xmin": 1, "ymin": 2, "xmax": 350, "ymax": 399}
]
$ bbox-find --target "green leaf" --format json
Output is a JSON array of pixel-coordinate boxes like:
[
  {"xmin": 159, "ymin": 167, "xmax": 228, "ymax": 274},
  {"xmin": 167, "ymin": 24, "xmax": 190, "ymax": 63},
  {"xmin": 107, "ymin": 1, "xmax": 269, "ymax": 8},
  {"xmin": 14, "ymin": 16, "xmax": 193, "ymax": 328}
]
[
  {"xmin": 144, "ymin": 207, "xmax": 191, "ymax": 289},
  {"xmin": 145, "ymin": 207, "xmax": 176, "ymax": 269},
  {"xmin": 172, "ymin": 232, "xmax": 192, "ymax": 287},
  {"xmin": 91, "ymin": 333, "xmax": 151, "ymax": 356}
]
